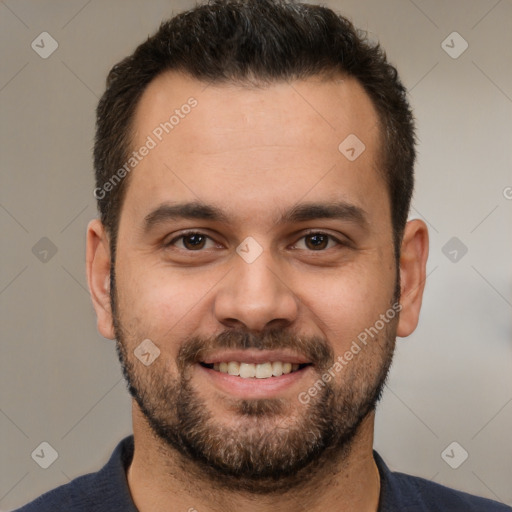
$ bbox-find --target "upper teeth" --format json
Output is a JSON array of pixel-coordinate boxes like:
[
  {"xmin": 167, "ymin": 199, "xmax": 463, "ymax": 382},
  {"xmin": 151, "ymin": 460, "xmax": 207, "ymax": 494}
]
[{"xmin": 212, "ymin": 361, "xmax": 300, "ymax": 379}]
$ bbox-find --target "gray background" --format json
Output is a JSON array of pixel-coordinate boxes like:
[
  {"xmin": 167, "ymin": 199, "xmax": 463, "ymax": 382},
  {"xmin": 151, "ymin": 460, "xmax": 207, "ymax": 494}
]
[{"xmin": 1, "ymin": 0, "xmax": 511, "ymax": 509}]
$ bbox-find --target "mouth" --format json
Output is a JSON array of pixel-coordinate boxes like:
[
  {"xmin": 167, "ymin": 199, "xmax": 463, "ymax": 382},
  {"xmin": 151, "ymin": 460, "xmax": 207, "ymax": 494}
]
[
  {"xmin": 195, "ymin": 350, "xmax": 315, "ymax": 399},
  {"xmin": 200, "ymin": 361, "xmax": 312, "ymax": 379},
  {"xmin": 195, "ymin": 350, "xmax": 314, "ymax": 398}
]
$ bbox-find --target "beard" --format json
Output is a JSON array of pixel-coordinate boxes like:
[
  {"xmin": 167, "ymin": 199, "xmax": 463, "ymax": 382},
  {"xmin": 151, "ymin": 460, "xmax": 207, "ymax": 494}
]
[{"xmin": 111, "ymin": 266, "xmax": 398, "ymax": 493}]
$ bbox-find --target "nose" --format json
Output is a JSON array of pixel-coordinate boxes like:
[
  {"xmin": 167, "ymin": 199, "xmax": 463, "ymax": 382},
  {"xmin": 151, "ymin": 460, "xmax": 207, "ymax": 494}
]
[{"xmin": 213, "ymin": 247, "xmax": 299, "ymax": 332}]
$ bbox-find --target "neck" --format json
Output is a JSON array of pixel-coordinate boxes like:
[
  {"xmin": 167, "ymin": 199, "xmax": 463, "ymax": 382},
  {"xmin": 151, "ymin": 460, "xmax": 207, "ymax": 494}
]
[{"xmin": 126, "ymin": 404, "xmax": 381, "ymax": 512}]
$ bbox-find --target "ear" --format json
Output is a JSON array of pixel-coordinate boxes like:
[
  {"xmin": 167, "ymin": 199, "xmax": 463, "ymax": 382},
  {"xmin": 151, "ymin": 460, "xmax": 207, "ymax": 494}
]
[
  {"xmin": 397, "ymin": 219, "xmax": 429, "ymax": 337},
  {"xmin": 86, "ymin": 219, "xmax": 115, "ymax": 340}
]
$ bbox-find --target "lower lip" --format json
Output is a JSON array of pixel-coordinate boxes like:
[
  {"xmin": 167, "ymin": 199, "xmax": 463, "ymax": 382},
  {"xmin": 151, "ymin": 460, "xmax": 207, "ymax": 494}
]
[{"xmin": 197, "ymin": 364, "xmax": 313, "ymax": 399}]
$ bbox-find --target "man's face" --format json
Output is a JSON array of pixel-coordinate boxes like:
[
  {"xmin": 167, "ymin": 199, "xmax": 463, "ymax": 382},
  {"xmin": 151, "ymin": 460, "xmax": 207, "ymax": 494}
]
[{"xmin": 111, "ymin": 72, "xmax": 398, "ymax": 490}]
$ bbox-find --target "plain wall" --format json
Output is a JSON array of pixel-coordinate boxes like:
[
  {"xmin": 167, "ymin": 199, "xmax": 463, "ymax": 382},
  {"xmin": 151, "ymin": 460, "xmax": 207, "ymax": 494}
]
[{"xmin": 1, "ymin": 0, "xmax": 511, "ymax": 509}]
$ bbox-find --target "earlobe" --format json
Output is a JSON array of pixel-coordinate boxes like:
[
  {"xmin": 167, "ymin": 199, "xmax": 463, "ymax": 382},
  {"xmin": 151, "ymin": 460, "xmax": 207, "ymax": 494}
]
[
  {"xmin": 86, "ymin": 219, "xmax": 115, "ymax": 340},
  {"xmin": 396, "ymin": 219, "xmax": 429, "ymax": 338}
]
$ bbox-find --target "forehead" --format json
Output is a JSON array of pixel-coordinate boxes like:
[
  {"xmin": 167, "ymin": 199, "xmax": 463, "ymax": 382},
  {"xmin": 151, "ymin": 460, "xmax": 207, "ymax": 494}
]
[
  {"xmin": 123, "ymin": 70, "xmax": 385, "ymax": 226},
  {"xmin": 133, "ymin": 71, "xmax": 380, "ymax": 155}
]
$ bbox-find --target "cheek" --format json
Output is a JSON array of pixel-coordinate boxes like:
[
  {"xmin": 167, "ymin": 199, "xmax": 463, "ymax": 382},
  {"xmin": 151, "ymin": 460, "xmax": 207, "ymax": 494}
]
[
  {"xmin": 301, "ymin": 261, "xmax": 395, "ymax": 350},
  {"xmin": 115, "ymin": 259, "xmax": 221, "ymax": 344}
]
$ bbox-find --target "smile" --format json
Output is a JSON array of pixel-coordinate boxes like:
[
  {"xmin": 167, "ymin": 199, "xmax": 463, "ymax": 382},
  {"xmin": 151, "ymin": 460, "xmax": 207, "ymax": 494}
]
[{"xmin": 200, "ymin": 361, "xmax": 311, "ymax": 379}]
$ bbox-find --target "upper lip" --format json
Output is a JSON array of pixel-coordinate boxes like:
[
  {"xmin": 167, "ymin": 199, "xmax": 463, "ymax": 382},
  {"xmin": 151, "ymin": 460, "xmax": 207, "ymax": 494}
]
[{"xmin": 200, "ymin": 349, "xmax": 311, "ymax": 365}]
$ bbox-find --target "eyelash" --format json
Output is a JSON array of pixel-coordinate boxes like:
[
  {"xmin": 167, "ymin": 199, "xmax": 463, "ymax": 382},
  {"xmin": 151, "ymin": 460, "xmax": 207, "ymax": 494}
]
[{"xmin": 164, "ymin": 230, "xmax": 346, "ymax": 252}]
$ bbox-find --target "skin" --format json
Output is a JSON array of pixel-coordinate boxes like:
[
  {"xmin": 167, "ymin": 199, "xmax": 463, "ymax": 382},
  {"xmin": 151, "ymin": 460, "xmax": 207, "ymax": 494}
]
[{"xmin": 86, "ymin": 71, "xmax": 428, "ymax": 511}]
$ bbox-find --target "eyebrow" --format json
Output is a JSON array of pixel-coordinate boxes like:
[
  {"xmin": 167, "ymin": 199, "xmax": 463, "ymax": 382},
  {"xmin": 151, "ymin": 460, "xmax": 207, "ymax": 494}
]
[{"xmin": 143, "ymin": 199, "xmax": 368, "ymax": 232}]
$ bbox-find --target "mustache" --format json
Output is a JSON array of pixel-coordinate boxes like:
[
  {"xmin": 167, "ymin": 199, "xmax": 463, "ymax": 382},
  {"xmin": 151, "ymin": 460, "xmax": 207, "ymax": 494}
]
[{"xmin": 177, "ymin": 327, "xmax": 334, "ymax": 370}]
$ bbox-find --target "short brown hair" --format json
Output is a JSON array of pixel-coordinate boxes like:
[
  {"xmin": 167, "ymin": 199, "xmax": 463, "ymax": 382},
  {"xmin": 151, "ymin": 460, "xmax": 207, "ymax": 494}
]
[{"xmin": 94, "ymin": 0, "xmax": 415, "ymax": 261}]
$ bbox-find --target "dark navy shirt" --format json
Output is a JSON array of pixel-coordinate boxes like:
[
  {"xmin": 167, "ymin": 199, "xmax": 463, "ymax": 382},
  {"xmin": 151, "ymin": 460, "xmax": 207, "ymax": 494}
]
[{"xmin": 15, "ymin": 435, "xmax": 511, "ymax": 511}]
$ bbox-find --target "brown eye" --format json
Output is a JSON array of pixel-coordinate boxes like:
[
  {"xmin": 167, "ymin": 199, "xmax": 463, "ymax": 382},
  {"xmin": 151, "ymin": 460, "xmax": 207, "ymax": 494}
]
[
  {"xmin": 166, "ymin": 232, "xmax": 215, "ymax": 251},
  {"xmin": 304, "ymin": 233, "xmax": 330, "ymax": 250},
  {"xmin": 182, "ymin": 233, "xmax": 207, "ymax": 250},
  {"xmin": 291, "ymin": 232, "xmax": 344, "ymax": 252}
]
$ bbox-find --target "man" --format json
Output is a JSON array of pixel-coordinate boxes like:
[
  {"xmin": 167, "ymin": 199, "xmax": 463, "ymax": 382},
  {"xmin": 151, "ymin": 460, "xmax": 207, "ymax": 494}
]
[{"xmin": 16, "ymin": 0, "xmax": 510, "ymax": 510}]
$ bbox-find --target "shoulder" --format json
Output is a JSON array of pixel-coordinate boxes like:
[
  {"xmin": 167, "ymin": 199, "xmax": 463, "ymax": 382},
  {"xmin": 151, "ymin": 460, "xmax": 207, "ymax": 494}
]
[
  {"xmin": 374, "ymin": 451, "xmax": 511, "ymax": 512},
  {"xmin": 13, "ymin": 436, "xmax": 136, "ymax": 512},
  {"xmin": 13, "ymin": 472, "xmax": 102, "ymax": 512}
]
